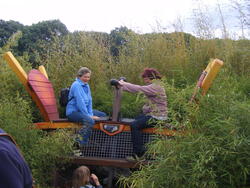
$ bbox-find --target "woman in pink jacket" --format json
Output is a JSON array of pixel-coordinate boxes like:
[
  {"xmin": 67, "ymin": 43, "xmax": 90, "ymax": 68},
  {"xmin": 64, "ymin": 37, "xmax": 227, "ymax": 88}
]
[{"xmin": 118, "ymin": 68, "xmax": 168, "ymax": 160}]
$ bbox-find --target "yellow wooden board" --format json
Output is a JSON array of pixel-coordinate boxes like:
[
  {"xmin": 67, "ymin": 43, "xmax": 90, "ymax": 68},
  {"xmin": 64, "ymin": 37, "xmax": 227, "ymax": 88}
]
[{"xmin": 201, "ymin": 59, "xmax": 224, "ymax": 95}]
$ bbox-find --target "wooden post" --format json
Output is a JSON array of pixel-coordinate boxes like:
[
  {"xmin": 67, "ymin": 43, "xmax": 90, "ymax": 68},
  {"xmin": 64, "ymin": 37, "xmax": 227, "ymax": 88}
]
[
  {"xmin": 3, "ymin": 52, "xmax": 28, "ymax": 85},
  {"xmin": 112, "ymin": 88, "xmax": 122, "ymax": 122},
  {"xmin": 38, "ymin": 65, "xmax": 48, "ymax": 79}
]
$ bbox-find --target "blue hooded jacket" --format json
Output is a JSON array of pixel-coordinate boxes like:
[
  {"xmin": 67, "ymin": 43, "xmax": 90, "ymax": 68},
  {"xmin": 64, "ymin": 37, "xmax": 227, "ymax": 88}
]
[
  {"xmin": 66, "ymin": 78, "xmax": 93, "ymax": 117},
  {"xmin": 0, "ymin": 129, "xmax": 33, "ymax": 188}
]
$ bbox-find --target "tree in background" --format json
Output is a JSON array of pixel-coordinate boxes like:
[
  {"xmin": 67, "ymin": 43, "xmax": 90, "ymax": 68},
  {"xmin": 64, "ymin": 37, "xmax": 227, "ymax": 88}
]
[
  {"xmin": 17, "ymin": 19, "xmax": 69, "ymax": 67},
  {"xmin": 0, "ymin": 20, "xmax": 24, "ymax": 47},
  {"xmin": 109, "ymin": 26, "xmax": 138, "ymax": 57}
]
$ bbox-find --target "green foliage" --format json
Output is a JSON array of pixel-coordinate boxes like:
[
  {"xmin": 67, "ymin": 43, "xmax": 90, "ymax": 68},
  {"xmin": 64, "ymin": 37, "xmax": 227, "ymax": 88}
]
[{"xmin": 30, "ymin": 129, "xmax": 73, "ymax": 186}]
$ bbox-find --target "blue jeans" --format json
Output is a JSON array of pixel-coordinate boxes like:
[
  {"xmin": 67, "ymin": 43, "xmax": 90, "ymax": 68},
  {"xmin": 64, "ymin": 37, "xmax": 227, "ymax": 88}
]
[
  {"xmin": 67, "ymin": 110, "xmax": 107, "ymax": 145},
  {"xmin": 130, "ymin": 114, "xmax": 155, "ymax": 157}
]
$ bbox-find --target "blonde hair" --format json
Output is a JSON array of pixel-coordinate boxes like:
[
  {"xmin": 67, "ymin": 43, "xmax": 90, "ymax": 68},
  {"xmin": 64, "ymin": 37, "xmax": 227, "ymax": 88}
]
[
  {"xmin": 72, "ymin": 166, "xmax": 90, "ymax": 188},
  {"xmin": 77, "ymin": 67, "xmax": 91, "ymax": 78}
]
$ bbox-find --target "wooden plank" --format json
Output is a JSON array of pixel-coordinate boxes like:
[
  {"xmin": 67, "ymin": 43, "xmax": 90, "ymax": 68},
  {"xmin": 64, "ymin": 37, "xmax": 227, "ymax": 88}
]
[
  {"xmin": 48, "ymin": 113, "xmax": 59, "ymax": 120},
  {"xmin": 3, "ymin": 52, "xmax": 28, "ymax": 85},
  {"xmin": 32, "ymin": 85, "xmax": 54, "ymax": 92},
  {"xmin": 29, "ymin": 80, "xmax": 52, "ymax": 88},
  {"xmin": 28, "ymin": 69, "xmax": 50, "ymax": 82},
  {"xmin": 34, "ymin": 122, "xmax": 81, "ymax": 129},
  {"xmin": 40, "ymin": 98, "xmax": 57, "ymax": 106},
  {"xmin": 201, "ymin": 59, "xmax": 224, "ymax": 95},
  {"xmin": 38, "ymin": 65, "xmax": 48, "ymax": 79},
  {"xmin": 44, "ymin": 105, "xmax": 58, "ymax": 113},
  {"xmin": 36, "ymin": 91, "xmax": 56, "ymax": 99},
  {"xmin": 67, "ymin": 157, "xmax": 149, "ymax": 168}
]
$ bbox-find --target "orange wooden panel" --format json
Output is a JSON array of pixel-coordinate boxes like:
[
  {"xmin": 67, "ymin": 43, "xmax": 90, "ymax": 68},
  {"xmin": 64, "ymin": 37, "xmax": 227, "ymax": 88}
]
[
  {"xmin": 40, "ymin": 98, "xmax": 57, "ymax": 106},
  {"xmin": 34, "ymin": 121, "xmax": 80, "ymax": 129},
  {"xmin": 48, "ymin": 113, "xmax": 59, "ymax": 120},
  {"xmin": 43, "ymin": 105, "xmax": 58, "ymax": 113},
  {"xmin": 32, "ymin": 85, "xmax": 53, "ymax": 92},
  {"xmin": 28, "ymin": 70, "xmax": 50, "ymax": 82},
  {"xmin": 29, "ymin": 80, "xmax": 52, "ymax": 88},
  {"xmin": 36, "ymin": 91, "xmax": 56, "ymax": 99},
  {"xmin": 28, "ymin": 69, "xmax": 59, "ymax": 121}
]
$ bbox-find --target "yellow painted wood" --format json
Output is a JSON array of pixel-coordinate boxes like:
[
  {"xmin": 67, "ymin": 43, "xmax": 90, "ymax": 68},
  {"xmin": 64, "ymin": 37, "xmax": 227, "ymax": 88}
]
[
  {"xmin": 3, "ymin": 51, "xmax": 50, "ymax": 121},
  {"xmin": 201, "ymin": 59, "xmax": 224, "ymax": 95},
  {"xmin": 3, "ymin": 51, "xmax": 28, "ymax": 85},
  {"xmin": 34, "ymin": 122, "xmax": 80, "ymax": 129},
  {"xmin": 38, "ymin": 65, "xmax": 48, "ymax": 79}
]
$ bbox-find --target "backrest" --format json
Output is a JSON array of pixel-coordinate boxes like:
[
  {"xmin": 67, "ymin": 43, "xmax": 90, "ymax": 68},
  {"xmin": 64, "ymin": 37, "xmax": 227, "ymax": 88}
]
[
  {"xmin": 201, "ymin": 59, "xmax": 224, "ymax": 95},
  {"xmin": 3, "ymin": 51, "xmax": 59, "ymax": 121},
  {"xmin": 190, "ymin": 59, "xmax": 224, "ymax": 102},
  {"xmin": 28, "ymin": 70, "xmax": 59, "ymax": 121}
]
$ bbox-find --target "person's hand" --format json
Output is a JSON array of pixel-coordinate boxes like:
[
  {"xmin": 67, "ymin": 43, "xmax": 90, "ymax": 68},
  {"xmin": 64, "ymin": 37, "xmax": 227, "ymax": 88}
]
[
  {"xmin": 91, "ymin": 173, "xmax": 100, "ymax": 186},
  {"xmin": 118, "ymin": 80, "xmax": 125, "ymax": 85},
  {"xmin": 91, "ymin": 116, "xmax": 100, "ymax": 120}
]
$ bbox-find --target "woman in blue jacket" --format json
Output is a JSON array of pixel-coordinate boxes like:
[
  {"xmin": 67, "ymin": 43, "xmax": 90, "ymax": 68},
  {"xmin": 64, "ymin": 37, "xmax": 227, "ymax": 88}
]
[{"xmin": 66, "ymin": 67, "xmax": 106, "ymax": 147}]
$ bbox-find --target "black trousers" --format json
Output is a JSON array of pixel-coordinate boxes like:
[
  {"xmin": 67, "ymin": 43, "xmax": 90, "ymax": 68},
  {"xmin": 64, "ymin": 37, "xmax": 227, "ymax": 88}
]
[{"xmin": 130, "ymin": 114, "xmax": 155, "ymax": 157}]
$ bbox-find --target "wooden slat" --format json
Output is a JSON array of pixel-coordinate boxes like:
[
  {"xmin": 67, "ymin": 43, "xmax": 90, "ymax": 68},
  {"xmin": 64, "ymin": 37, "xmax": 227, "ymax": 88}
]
[
  {"xmin": 34, "ymin": 122, "xmax": 80, "ymax": 129},
  {"xmin": 39, "ymin": 98, "xmax": 57, "ymax": 106},
  {"xmin": 36, "ymin": 91, "xmax": 56, "ymax": 99},
  {"xmin": 28, "ymin": 70, "xmax": 50, "ymax": 82},
  {"xmin": 32, "ymin": 85, "xmax": 53, "ymax": 92},
  {"xmin": 29, "ymin": 80, "xmax": 52, "ymax": 87},
  {"xmin": 48, "ymin": 113, "xmax": 59, "ymax": 120},
  {"xmin": 67, "ymin": 157, "xmax": 149, "ymax": 168},
  {"xmin": 44, "ymin": 105, "xmax": 58, "ymax": 113}
]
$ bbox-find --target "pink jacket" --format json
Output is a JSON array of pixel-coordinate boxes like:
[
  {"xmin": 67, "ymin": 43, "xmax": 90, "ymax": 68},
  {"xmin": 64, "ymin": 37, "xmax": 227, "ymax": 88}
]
[{"xmin": 121, "ymin": 81, "xmax": 168, "ymax": 119}]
